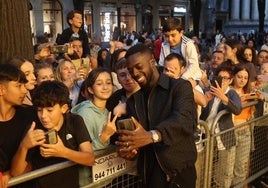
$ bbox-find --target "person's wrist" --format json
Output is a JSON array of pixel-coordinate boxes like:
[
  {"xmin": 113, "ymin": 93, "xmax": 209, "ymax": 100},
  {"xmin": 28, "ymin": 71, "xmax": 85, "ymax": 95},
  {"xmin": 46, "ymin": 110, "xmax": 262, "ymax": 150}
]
[
  {"xmin": 222, "ymin": 96, "xmax": 228, "ymax": 105},
  {"xmin": 150, "ymin": 130, "xmax": 161, "ymax": 143}
]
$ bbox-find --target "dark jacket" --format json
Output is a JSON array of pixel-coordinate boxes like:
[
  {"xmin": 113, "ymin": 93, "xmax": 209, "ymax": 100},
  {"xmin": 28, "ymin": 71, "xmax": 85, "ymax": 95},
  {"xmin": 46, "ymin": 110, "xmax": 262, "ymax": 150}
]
[
  {"xmin": 57, "ymin": 28, "xmax": 89, "ymax": 57},
  {"xmin": 200, "ymin": 89, "xmax": 242, "ymax": 149},
  {"xmin": 127, "ymin": 73, "xmax": 197, "ymax": 179}
]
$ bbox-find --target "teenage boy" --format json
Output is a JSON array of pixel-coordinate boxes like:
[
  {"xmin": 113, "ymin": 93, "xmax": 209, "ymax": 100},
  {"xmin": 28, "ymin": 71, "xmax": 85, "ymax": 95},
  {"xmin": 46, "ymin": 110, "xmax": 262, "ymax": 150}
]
[
  {"xmin": 106, "ymin": 58, "xmax": 140, "ymax": 118},
  {"xmin": 0, "ymin": 64, "xmax": 34, "ymax": 188},
  {"xmin": 57, "ymin": 10, "xmax": 90, "ymax": 57},
  {"xmin": 11, "ymin": 81, "xmax": 95, "ymax": 188},
  {"xmin": 158, "ymin": 17, "xmax": 202, "ymax": 81}
]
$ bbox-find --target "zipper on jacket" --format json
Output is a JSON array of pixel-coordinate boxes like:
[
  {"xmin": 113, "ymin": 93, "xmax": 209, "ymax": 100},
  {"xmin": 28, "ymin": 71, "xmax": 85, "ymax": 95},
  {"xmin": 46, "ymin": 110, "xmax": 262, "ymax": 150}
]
[{"xmin": 147, "ymin": 86, "xmax": 174, "ymax": 182}]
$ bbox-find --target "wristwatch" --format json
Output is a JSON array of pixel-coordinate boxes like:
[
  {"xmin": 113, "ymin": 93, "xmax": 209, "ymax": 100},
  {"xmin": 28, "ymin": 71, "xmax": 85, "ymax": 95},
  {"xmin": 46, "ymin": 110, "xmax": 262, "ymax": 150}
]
[{"xmin": 150, "ymin": 130, "xmax": 160, "ymax": 143}]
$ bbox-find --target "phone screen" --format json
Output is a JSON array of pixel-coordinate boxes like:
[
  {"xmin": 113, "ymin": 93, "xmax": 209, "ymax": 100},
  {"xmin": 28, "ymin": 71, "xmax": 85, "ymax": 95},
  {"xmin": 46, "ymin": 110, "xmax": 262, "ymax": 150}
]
[
  {"xmin": 50, "ymin": 45, "xmax": 68, "ymax": 54},
  {"xmin": 45, "ymin": 129, "xmax": 58, "ymax": 144},
  {"xmin": 211, "ymin": 76, "xmax": 222, "ymax": 87},
  {"xmin": 117, "ymin": 119, "xmax": 135, "ymax": 130}
]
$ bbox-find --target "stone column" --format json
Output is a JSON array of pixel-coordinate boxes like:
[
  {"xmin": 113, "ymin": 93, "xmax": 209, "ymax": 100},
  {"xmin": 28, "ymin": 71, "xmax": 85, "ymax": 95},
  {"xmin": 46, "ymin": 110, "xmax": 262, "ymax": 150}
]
[
  {"xmin": 230, "ymin": 0, "xmax": 240, "ymax": 20},
  {"xmin": 241, "ymin": 0, "xmax": 250, "ymax": 20},
  {"xmin": 31, "ymin": 0, "xmax": 44, "ymax": 35},
  {"xmin": 152, "ymin": 1, "xmax": 159, "ymax": 31},
  {"xmin": 135, "ymin": 4, "xmax": 142, "ymax": 32},
  {"xmin": 251, "ymin": 0, "xmax": 258, "ymax": 20},
  {"xmin": 92, "ymin": 0, "xmax": 101, "ymax": 36},
  {"xmin": 185, "ymin": 1, "xmax": 190, "ymax": 32},
  {"xmin": 266, "ymin": 0, "xmax": 268, "ymax": 20}
]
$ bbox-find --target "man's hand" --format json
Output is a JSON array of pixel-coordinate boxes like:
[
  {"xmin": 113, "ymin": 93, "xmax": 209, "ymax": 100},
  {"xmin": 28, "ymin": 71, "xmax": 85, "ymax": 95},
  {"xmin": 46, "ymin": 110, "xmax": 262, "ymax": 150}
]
[{"xmin": 116, "ymin": 117, "xmax": 152, "ymax": 152}]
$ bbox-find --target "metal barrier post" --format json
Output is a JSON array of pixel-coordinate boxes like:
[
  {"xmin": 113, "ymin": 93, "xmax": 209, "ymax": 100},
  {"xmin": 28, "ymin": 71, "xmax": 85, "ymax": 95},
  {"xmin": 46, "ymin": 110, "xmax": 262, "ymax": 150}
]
[
  {"xmin": 206, "ymin": 109, "xmax": 229, "ymax": 188},
  {"xmin": 197, "ymin": 120, "xmax": 210, "ymax": 188}
]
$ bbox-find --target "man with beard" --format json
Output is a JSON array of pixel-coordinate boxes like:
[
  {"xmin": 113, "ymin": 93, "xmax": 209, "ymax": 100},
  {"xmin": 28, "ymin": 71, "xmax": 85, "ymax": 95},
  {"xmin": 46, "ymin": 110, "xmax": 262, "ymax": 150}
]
[{"xmin": 116, "ymin": 44, "xmax": 197, "ymax": 188}]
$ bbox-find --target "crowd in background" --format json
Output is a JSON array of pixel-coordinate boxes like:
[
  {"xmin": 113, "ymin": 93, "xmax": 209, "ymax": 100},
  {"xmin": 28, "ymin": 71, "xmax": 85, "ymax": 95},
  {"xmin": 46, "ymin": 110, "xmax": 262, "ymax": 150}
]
[{"xmin": 1, "ymin": 9, "xmax": 268, "ymax": 188}]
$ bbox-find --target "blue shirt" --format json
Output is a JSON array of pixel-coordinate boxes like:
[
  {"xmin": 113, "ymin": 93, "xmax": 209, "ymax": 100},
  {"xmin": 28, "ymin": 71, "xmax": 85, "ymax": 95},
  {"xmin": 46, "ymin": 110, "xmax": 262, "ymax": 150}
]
[{"xmin": 170, "ymin": 43, "xmax": 182, "ymax": 56}]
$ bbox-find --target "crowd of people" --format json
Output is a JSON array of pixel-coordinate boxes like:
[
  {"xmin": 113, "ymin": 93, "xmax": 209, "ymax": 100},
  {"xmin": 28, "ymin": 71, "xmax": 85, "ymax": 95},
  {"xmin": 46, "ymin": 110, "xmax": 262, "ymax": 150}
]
[{"xmin": 1, "ymin": 9, "xmax": 268, "ymax": 188}]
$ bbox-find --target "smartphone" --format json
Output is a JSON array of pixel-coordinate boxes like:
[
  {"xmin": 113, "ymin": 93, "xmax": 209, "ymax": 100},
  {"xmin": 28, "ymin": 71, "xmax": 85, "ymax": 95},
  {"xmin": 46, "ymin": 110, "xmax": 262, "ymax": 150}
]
[
  {"xmin": 117, "ymin": 118, "xmax": 136, "ymax": 131},
  {"xmin": 50, "ymin": 45, "xmax": 68, "ymax": 54},
  {"xmin": 45, "ymin": 129, "xmax": 58, "ymax": 144},
  {"xmin": 258, "ymin": 75, "xmax": 268, "ymax": 82},
  {"xmin": 244, "ymin": 93, "xmax": 257, "ymax": 100},
  {"xmin": 211, "ymin": 76, "xmax": 222, "ymax": 87}
]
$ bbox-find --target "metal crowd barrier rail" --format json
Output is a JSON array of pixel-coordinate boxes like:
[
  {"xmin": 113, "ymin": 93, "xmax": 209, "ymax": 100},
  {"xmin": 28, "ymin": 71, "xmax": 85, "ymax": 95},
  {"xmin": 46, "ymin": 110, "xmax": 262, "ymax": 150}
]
[
  {"xmin": 8, "ymin": 146, "xmax": 140, "ymax": 187},
  {"xmin": 8, "ymin": 100, "xmax": 267, "ymax": 188},
  {"xmin": 195, "ymin": 120, "xmax": 210, "ymax": 188},
  {"xmin": 207, "ymin": 100, "xmax": 268, "ymax": 188},
  {"xmin": 8, "ymin": 161, "xmax": 75, "ymax": 187}
]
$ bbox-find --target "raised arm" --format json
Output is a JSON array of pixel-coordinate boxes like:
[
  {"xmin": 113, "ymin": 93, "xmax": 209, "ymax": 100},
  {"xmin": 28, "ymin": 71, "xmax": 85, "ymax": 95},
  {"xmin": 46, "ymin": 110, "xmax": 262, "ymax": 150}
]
[{"xmin": 11, "ymin": 122, "xmax": 45, "ymax": 176}]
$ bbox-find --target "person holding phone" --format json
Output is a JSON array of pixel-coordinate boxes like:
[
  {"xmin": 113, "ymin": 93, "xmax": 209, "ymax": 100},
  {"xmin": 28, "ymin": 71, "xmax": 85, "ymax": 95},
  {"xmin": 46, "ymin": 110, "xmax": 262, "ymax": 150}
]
[
  {"xmin": 55, "ymin": 58, "xmax": 86, "ymax": 107},
  {"xmin": 11, "ymin": 81, "xmax": 95, "ymax": 188},
  {"xmin": 200, "ymin": 64, "xmax": 242, "ymax": 187},
  {"xmin": 231, "ymin": 65, "xmax": 255, "ymax": 186},
  {"xmin": 65, "ymin": 38, "xmax": 98, "ymax": 72},
  {"xmin": 116, "ymin": 44, "xmax": 198, "ymax": 188}
]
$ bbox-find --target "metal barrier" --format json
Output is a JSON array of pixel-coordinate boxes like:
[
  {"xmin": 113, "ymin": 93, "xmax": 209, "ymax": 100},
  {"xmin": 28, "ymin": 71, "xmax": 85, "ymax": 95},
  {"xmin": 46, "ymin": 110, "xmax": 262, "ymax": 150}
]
[
  {"xmin": 207, "ymin": 100, "xmax": 268, "ymax": 188},
  {"xmin": 8, "ymin": 161, "xmax": 75, "ymax": 187},
  {"xmin": 195, "ymin": 120, "xmax": 211, "ymax": 188},
  {"xmin": 7, "ymin": 100, "xmax": 268, "ymax": 188},
  {"xmin": 8, "ymin": 146, "xmax": 141, "ymax": 188}
]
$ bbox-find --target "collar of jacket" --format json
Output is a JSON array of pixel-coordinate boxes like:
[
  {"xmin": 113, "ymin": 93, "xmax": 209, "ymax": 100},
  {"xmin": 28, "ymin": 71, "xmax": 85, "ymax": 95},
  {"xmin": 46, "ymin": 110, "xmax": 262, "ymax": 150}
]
[{"xmin": 155, "ymin": 73, "xmax": 172, "ymax": 90}]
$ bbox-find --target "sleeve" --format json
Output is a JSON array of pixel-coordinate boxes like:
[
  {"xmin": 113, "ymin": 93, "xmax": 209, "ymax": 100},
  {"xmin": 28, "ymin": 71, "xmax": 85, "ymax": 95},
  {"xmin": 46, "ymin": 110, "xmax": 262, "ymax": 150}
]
[
  {"xmin": 158, "ymin": 45, "xmax": 165, "ymax": 66},
  {"xmin": 226, "ymin": 90, "xmax": 242, "ymax": 115},
  {"xmin": 72, "ymin": 114, "xmax": 92, "ymax": 145},
  {"xmin": 262, "ymin": 91, "xmax": 268, "ymax": 102},
  {"xmin": 156, "ymin": 80, "xmax": 197, "ymax": 146},
  {"xmin": 181, "ymin": 42, "xmax": 202, "ymax": 80},
  {"xmin": 56, "ymin": 29, "xmax": 70, "ymax": 45},
  {"xmin": 73, "ymin": 109, "xmax": 97, "ymax": 143},
  {"xmin": 0, "ymin": 149, "xmax": 8, "ymax": 172}
]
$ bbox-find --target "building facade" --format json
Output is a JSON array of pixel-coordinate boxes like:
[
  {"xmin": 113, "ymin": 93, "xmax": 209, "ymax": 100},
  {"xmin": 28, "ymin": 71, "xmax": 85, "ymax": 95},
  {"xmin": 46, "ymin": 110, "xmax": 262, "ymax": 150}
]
[
  {"xmin": 201, "ymin": 0, "xmax": 268, "ymax": 38},
  {"xmin": 30, "ymin": 0, "xmax": 268, "ymax": 44}
]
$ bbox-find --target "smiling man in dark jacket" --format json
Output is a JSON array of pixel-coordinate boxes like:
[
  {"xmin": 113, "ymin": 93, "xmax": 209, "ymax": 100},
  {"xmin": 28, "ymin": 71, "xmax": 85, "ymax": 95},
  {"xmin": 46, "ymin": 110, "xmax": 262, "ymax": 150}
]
[{"xmin": 116, "ymin": 44, "xmax": 197, "ymax": 188}]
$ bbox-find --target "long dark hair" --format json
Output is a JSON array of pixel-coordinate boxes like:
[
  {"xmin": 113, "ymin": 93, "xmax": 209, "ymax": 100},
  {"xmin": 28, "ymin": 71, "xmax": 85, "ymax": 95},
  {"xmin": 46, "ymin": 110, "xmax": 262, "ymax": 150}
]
[
  {"xmin": 84, "ymin": 68, "xmax": 113, "ymax": 98},
  {"xmin": 232, "ymin": 65, "xmax": 251, "ymax": 94}
]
